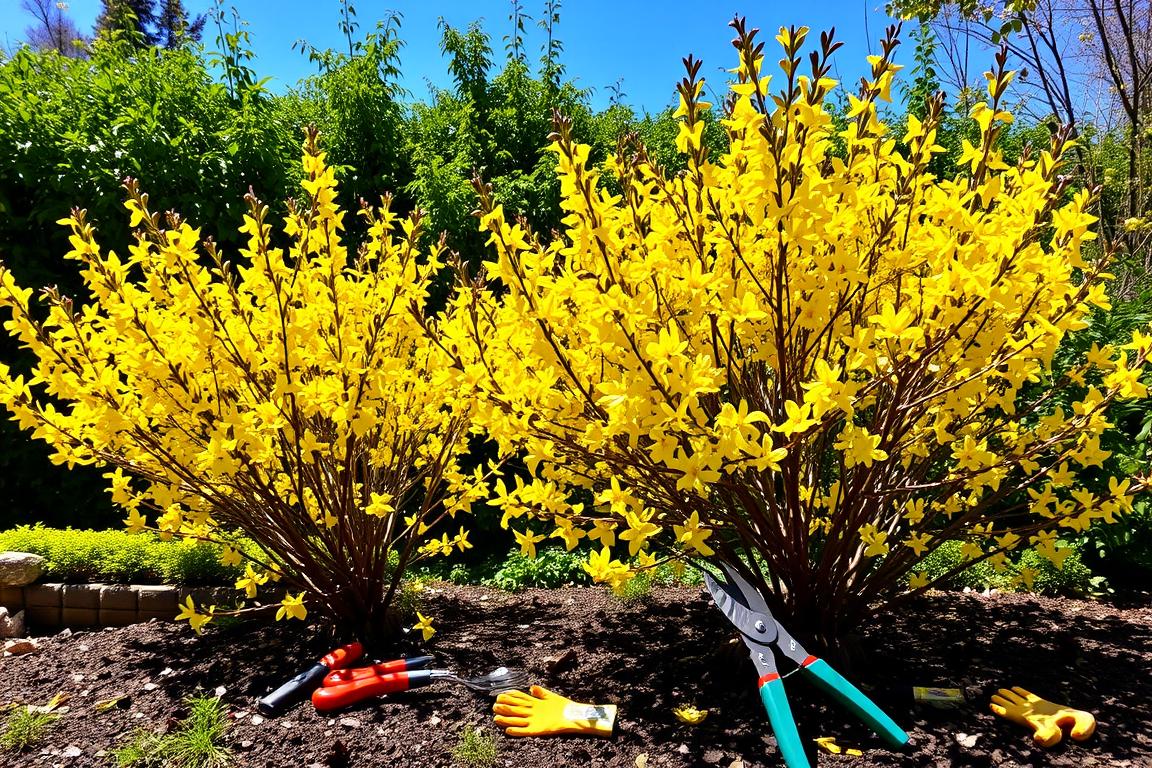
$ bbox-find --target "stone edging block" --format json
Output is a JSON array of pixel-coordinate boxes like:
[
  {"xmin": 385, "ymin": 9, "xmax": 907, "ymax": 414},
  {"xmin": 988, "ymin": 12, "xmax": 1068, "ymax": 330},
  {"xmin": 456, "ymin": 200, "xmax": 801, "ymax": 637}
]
[
  {"xmin": 135, "ymin": 585, "xmax": 178, "ymax": 621},
  {"xmin": 61, "ymin": 607, "xmax": 99, "ymax": 627},
  {"xmin": 99, "ymin": 585, "xmax": 137, "ymax": 612},
  {"xmin": 63, "ymin": 583, "xmax": 102, "ymax": 610},
  {"xmin": 2, "ymin": 583, "xmax": 257, "ymax": 631},
  {"xmin": 99, "ymin": 585, "xmax": 139, "ymax": 627},
  {"xmin": 22, "ymin": 584, "xmax": 62, "ymax": 627},
  {"xmin": 98, "ymin": 609, "xmax": 138, "ymax": 627}
]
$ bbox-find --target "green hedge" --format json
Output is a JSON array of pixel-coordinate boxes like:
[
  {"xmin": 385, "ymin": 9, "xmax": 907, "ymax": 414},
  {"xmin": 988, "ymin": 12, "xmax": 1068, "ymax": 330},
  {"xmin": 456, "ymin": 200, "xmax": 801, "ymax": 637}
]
[{"xmin": 0, "ymin": 525, "xmax": 250, "ymax": 585}]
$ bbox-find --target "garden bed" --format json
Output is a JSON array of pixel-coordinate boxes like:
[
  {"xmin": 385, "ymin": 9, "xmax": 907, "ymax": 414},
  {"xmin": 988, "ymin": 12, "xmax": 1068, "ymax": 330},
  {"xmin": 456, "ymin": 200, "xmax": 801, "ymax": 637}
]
[{"xmin": 0, "ymin": 583, "xmax": 1149, "ymax": 767}]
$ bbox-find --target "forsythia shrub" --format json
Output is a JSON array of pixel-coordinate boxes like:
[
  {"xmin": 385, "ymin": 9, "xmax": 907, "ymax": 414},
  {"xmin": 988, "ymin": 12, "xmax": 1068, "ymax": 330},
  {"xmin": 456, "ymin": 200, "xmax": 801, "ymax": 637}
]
[
  {"xmin": 446, "ymin": 21, "xmax": 1151, "ymax": 639},
  {"xmin": 0, "ymin": 128, "xmax": 492, "ymax": 638}
]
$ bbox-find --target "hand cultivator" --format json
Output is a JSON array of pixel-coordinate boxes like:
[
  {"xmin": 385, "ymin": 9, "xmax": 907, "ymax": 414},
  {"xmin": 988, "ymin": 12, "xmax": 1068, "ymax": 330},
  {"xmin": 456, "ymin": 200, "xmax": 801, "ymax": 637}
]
[
  {"xmin": 314, "ymin": 657, "xmax": 527, "ymax": 711},
  {"xmin": 703, "ymin": 561, "xmax": 909, "ymax": 768}
]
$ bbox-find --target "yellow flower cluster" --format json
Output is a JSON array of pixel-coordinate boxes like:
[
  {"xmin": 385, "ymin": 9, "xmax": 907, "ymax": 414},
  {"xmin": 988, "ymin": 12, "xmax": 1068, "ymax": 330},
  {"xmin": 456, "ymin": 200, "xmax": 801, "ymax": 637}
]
[
  {"xmin": 443, "ymin": 23, "xmax": 1149, "ymax": 626},
  {"xmin": 0, "ymin": 128, "xmax": 491, "ymax": 634}
]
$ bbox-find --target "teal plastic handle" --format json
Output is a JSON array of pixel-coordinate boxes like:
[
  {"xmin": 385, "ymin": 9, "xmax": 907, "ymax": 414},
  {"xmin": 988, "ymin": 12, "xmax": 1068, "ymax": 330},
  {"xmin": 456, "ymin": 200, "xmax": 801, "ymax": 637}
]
[
  {"xmin": 801, "ymin": 658, "xmax": 910, "ymax": 748},
  {"xmin": 759, "ymin": 678, "xmax": 812, "ymax": 768}
]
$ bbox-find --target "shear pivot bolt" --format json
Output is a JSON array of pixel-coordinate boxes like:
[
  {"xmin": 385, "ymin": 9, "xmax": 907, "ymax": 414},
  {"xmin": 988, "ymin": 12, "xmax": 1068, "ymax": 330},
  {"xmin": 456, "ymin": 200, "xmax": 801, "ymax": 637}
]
[{"xmin": 754, "ymin": 620, "xmax": 767, "ymax": 633}]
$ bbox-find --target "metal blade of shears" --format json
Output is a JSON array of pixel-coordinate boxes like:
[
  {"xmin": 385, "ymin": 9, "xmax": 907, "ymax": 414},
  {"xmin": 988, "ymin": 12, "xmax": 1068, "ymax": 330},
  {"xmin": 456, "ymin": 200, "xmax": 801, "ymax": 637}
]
[
  {"xmin": 702, "ymin": 568, "xmax": 778, "ymax": 644},
  {"xmin": 703, "ymin": 567, "xmax": 782, "ymax": 685},
  {"xmin": 714, "ymin": 561, "xmax": 815, "ymax": 667},
  {"xmin": 717, "ymin": 561, "xmax": 773, "ymax": 614}
]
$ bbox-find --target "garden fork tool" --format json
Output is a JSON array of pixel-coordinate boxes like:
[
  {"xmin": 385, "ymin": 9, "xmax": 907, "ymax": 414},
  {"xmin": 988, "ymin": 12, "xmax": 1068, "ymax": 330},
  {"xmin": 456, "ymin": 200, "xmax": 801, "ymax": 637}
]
[
  {"xmin": 703, "ymin": 562, "xmax": 909, "ymax": 768},
  {"xmin": 314, "ymin": 658, "xmax": 528, "ymax": 711}
]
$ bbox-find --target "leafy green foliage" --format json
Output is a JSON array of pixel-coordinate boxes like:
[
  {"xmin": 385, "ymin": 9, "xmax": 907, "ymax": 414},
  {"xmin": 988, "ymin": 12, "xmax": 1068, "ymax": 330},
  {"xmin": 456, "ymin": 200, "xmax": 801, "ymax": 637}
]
[
  {"xmin": 612, "ymin": 570, "xmax": 653, "ymax": 604},
  {"xmin": 114, "ymin": 695, "xmax": 231, "ymax": 768},
  {"xmin": 406, "ymin": 18, "xmax": 594, "ymax": 263},
  {"xmin": 0, "ymin": 38, "xmax": 293, "ymax": 281},
  {"xmin": 0, "ymin": 33, "xmax": 294, "ymax": 527},
  {"xmin": 0, "ymin": 526, "xmax": 250, "ymax": 584},
  {"xmin": 287, "ymin": 11, "xmax": 410, "ymax": 222},
  {"xmin": 904, "ymin": 22, "xmax": 939, "ymax": 119},
  {"xmin": 1016, "ymin": 546, "xmax": 1099, "ymax": 597},
  {"xmin": 486, "ymin": 547, "xmax": 590, "ymax": 591},
  {"xmin": 1082, "ymin": 497, "xmax": 1152, "ymax": 580},
  {"xmin": 412, "ymin": 545, "xmax": 590, "ymax": 590},
  {"xmin": 650, "ymin": 561, "xmax": 705, "ymax": 587}
]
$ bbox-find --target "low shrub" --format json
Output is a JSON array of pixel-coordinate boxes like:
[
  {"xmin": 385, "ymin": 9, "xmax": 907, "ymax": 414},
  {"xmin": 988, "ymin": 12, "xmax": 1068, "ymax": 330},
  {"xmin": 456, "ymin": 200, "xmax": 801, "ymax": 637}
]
[
  {"xmin": 411, "ymin": 552, "xmax": 505, "ymax": 586},
  {"xmin": 612, "ymin": 570, "xmax": 653, "ymax": 604},
  {"xmin": 485, "ymin": 548, "xmax": 591, "ymax": 592},
  {"xmin": 1016, "ymin": 546, "xmax": 1099, "ymax": 596},
  {"xmin": 917, "ymin": 539, "xmax": 1099, "ymax": 596},
  {"xmin": 415, "ymin": 547, "xmax": 706, "ymax": 592},
  {"xmin": 917, "ymin": 540, "xmax": 1015, "ymax": 592},
  {"xmin": 0, "ymin": 525, "xmax": 248, "ymax": 585},
  {"xmin": 650, "ymin": 561, "xmax": 706, "ymax": 588},
  {"xmin": 449, "ymin": 20, "xmax": 1148, "ymax": 644},
  {"xmin": 0, "ymin": 130, "xmax": 490, "ymax": 638}
]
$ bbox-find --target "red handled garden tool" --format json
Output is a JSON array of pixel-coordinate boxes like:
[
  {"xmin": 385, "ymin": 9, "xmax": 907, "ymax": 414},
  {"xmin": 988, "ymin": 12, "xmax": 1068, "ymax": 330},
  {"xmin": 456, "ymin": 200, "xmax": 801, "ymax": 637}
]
[
  {"xmin": 257, "ymin": 641, "xmax": 364, "ymax": 716},
  {"xmin": 703, "ymin": 561, "xmax": 910, "ymax": 768},
  {"xmin": 313, "ymin": 658, "xmax": 528, "ymax": 712}
]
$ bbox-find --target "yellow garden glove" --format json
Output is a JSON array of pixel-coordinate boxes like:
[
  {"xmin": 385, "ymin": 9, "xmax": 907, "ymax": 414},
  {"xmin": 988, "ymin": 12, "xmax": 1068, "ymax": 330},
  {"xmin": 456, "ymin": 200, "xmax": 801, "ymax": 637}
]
[
  {"xmin": 493, "ymin": 686, "xmax": 617, "ymax": 738},
  {"xmin": 989, "ymin": 687, "xmax": 1096, "ymax": 747}
]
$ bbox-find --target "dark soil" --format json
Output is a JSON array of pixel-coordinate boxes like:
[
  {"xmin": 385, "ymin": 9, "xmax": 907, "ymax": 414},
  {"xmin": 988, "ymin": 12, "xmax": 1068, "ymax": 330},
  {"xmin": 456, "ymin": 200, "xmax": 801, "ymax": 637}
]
[{"xmin": 1, "ymin": 584, "xmax": 1150, "ymax": 767}]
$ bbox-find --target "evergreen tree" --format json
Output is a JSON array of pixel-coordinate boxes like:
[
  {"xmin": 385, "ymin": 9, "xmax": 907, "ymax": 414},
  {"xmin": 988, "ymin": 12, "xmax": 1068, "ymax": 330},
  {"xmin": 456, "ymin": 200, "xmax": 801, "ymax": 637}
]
[
  {"xmin": 156, "ymin": 0, "xmax": 206, "ymax": 48},
  {"xmin": 94, "ymin": 0, "xmax": 158, "ymax": 46}
]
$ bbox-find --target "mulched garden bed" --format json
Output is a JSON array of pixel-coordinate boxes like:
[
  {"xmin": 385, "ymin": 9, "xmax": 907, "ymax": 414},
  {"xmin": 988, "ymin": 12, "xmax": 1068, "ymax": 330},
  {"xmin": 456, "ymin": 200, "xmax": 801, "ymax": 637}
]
[{"xmin": 1, "ymin": 583, "xmax": 1150, "ymax": 767}]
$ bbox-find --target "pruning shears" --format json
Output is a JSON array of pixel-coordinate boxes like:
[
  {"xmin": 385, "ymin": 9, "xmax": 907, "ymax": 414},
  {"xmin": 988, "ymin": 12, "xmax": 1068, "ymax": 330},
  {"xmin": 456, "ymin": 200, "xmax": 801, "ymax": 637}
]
[{"xmin": 703, "ymin": 561, "xmax": 909, "ymax": 768}]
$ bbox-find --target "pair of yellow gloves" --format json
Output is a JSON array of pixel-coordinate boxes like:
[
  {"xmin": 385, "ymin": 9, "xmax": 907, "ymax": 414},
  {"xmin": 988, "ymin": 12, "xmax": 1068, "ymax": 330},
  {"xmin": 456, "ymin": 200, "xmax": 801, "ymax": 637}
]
[
  {"xmin": 491, "ymin": 684, "xmax": 1097, "ymax": 748},
  {"xmin": 493, "ymin": 686, "xmax": 616, "ymax": 738}
]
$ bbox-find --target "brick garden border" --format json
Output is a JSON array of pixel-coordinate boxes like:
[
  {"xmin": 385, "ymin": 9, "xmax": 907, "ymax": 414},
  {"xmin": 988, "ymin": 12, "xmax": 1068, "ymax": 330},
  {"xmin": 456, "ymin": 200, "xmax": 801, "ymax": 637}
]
[{"xmin": 0, "ymin": 584, "xmax": 237, "ymax": 631}]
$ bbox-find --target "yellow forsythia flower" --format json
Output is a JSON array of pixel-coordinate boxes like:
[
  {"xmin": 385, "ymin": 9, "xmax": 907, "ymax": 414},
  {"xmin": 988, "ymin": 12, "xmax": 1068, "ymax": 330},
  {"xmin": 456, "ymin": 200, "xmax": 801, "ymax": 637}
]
[
  {"xmin": 673, "ymin": 705, "xmax": 709, "ymax": 724},
  {"xmin": 175, "ymin": 596, "xmax": 214, "ymax": 634},
  {"xmin": 276, "ymin": 592, "xmax": 307, "ymax": 622},
  {"xmin": 413, "ymin": 611, "xmax": 436, "ymax": 642}
]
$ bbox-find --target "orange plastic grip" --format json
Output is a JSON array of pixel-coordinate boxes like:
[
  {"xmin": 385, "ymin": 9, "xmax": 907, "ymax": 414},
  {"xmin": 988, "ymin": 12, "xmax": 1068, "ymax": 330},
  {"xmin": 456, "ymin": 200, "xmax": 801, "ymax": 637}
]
[
  {"xmin": 312, "ymin": 672, "xmax": 411, "ymax": 711},
  {"xmin": 323, "ymin": 659, "xmax": 416, "ymax": 686},
  {"xmin": 320, "ymin": 642, "xmax": 365, "ymax": 670}
]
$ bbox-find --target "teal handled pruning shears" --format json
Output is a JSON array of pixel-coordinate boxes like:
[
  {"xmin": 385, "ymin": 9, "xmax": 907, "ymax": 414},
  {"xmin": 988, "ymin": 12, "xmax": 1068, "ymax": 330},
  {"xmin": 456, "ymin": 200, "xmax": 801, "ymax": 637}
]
[{"xmin": 703, "ymin": 562, "xmax": 909, "ymax": 768}]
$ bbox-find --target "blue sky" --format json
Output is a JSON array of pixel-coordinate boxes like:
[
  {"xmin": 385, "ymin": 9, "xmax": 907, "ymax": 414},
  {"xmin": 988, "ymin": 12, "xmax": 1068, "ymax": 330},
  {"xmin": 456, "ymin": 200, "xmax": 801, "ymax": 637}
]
[{"xmin": 1, "ymin": 1, "xmax": 906, "ymax": 112}]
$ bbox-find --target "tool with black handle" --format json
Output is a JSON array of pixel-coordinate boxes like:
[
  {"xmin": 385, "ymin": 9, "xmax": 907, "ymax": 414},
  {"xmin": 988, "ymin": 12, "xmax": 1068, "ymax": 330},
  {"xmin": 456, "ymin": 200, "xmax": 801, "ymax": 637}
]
[{"xmin": 257, "ymin": 642, "xmax": 364, "ymax": 716}]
